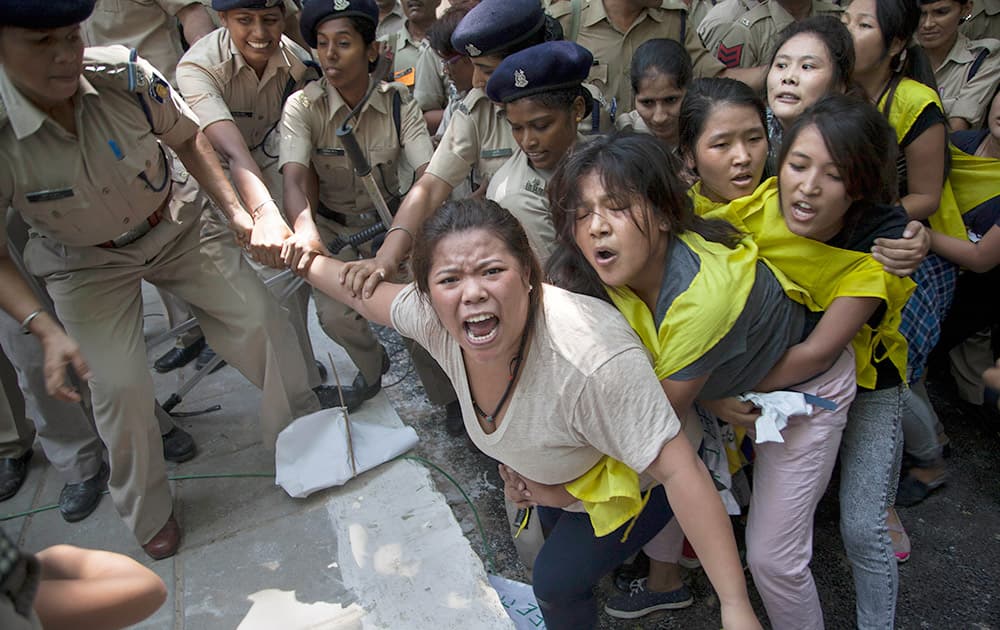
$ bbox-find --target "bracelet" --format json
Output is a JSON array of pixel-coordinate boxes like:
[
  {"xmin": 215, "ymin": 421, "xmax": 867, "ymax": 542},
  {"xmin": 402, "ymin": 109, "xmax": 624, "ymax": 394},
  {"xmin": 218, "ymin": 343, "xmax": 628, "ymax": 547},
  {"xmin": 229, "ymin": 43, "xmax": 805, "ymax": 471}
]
[
  {"xmin": 251, "ymin": 198, "xmax": 277, "ymax": 220},
  {"xmin": 19, "ymin": 309, "xmax": 44, "ymax": 335},
  {"xmin": 385, "ymin": 226, "xmax": 414, "ymax": 244}
]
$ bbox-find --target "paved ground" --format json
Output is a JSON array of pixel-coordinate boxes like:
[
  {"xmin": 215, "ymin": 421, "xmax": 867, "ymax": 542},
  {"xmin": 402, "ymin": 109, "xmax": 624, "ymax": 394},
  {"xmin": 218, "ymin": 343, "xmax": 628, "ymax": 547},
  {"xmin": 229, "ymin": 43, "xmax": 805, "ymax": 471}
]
[{"xmin": 3, "ymin": 284, "xmax": 998, "ymax": 629}]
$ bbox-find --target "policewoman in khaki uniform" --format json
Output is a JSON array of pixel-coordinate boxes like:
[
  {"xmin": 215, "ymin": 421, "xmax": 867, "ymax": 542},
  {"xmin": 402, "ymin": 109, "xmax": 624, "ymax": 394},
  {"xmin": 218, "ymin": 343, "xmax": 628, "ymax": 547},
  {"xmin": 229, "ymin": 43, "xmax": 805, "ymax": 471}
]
[
  {"xmin": 918, "ymin": 0, "xmax": 1000, "ymax": 129},
  {"xmin": 281, "ymin": 0, "xmax": 454, "ymax": 411},
  {"xmin": 0, "ymin": 0, "xmax": 319, "ymax": 559},
  {"xmin": 549, "ymin": 0, "xmax": 726, "ymax": 114},
  {"xmin": 713, "ymin": 0, "xmax": 843, "ymax": 69},
  {"xmin": 484, "ymin": 41, "xmax": 591, "ymax": 265},
  {"xmin": 177, "ymin": 0, "xmax": 326, "ymax": 389}
]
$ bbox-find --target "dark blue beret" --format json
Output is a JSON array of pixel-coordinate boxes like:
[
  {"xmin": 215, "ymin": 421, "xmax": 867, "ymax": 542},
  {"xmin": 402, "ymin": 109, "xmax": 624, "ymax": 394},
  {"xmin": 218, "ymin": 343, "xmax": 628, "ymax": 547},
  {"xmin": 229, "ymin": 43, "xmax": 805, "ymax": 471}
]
[
  {"xmin": 299, "ymin": 0, "xmax": 378, "ymax": 49},
  {"xmin": 486, "ymin": 41, "xmax": 593, "ymax": 104},
  {"xmin": 212, "ymin": 0, "xmax": 283, "ymax": 10},
  {"xmin": 450, "ymin": 0, "xmax": 546, "ymax": 58},
  {"xmin": 0, "ymin": 0, "xmax": 95, "ymax": 28}
]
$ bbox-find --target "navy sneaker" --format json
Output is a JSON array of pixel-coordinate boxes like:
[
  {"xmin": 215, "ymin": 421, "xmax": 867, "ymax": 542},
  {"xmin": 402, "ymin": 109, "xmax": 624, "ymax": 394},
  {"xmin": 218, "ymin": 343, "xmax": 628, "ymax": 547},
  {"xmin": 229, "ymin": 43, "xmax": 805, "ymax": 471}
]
[{"xmin": 604, "ymin": 578, "xmax": 693, "ymax": 619}]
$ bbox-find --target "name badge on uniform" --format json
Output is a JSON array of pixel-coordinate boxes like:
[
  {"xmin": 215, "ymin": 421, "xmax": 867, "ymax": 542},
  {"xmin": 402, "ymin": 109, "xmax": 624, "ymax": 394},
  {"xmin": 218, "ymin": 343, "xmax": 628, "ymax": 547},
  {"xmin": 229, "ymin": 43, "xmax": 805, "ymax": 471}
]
[
  {"xmin": 25, "ymin": 188, "xmax": 75, "ymax": 203},
  {"xmin": 524, "ymin": 179, "xmax": 545, "ymax": 195},
  {"xmin": 316, "ymin": 148, "xmax": 345, "ymax": 156},
  {"xmin": 393, "ymin": 67, "xmax": 416, "ymax": 87},
  {"xmin": 480, "ymin": 148, "xmax": 513, "ymax": 159},
  {"xmin": 231, "ymin": 111, "xmax": 253, "ymax": 118}
]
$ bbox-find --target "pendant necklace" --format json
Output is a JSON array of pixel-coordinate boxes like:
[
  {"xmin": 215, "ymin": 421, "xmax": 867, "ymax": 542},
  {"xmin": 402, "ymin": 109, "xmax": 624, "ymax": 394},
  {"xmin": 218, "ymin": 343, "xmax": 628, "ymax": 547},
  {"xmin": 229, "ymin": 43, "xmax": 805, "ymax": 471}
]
[{"xmin": 471, "ymin": 324, "xmax": 530, "ymax": 424}]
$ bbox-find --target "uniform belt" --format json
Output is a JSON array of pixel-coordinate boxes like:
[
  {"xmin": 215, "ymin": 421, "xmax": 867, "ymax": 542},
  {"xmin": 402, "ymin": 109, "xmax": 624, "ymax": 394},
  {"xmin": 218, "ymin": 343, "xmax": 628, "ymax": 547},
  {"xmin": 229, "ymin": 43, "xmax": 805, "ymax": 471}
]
[
  {"xmin": 97, "ymin": 194, "xmax": 169, "ymax": 249},
  {"xmin": 315, "ymin": 204, "xmax": 379, "ymax": 227}
]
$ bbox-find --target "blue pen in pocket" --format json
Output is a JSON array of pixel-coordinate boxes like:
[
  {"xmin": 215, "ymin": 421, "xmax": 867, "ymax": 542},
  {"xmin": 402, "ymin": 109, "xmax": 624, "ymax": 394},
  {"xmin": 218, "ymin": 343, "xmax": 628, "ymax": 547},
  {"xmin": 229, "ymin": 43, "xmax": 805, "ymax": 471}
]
[{"xmin": 108, "ymin": 139, "xmax": 125, "ymax": 160}]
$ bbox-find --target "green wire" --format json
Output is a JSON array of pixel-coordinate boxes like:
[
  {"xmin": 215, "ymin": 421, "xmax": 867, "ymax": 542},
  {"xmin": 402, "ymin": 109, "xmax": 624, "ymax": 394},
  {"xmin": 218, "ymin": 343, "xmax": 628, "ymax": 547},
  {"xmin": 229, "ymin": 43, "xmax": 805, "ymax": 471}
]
[{"xmin": 0, "ymin": 461, "xmax": 497, "ymax": 574}]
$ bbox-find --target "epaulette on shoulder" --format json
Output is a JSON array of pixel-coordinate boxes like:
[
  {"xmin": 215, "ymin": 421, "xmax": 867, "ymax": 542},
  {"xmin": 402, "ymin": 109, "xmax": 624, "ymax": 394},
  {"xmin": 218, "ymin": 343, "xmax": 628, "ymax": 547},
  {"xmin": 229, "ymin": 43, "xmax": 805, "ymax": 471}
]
[
  {"xmin": 300, "ymin": 78, "xmax": 325, "ymax": 105},
  {"xmin": 547, "ymin": 0, "xmax": 575, "ymax": 19},
  {"xmin": 379, "ymin": 80, "xmax": 414, "ymax": 103},
  {"xmin": 82, "ymin": 45, "xmax": 152, "ymax": 94},
  {"xmin": 972, "ymin": 37, "xmax": 1000, "ymax": 53},
  {"xmin": 459, "ymin": 87, "xmax": 489, "ymax": 114},
  {"xmin": 738, "ymin": 2, "xmax": 771, "ymax": 27},
  {"xmin": 660, "ymin": 0, "xmax": 688, "ymax": 13}
]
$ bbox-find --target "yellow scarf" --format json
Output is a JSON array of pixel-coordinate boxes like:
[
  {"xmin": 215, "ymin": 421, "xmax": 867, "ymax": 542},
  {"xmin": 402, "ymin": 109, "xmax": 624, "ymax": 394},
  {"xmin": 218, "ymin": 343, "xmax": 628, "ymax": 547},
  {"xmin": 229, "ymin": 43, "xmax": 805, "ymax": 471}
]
[
  {"xmin": 606, "ymin": 231, "xmax": 759, "ymax": 380},
  {"xmin": 949, "ymin": 144, "xmax": 1000, "ymax": 216},
  {"xmin": 721, "ymin": 179, "xmax": 915, "ymax": 388},
  {"xmin": 879, "ymin": 78, "xmax": 967, "ymax": 240}
]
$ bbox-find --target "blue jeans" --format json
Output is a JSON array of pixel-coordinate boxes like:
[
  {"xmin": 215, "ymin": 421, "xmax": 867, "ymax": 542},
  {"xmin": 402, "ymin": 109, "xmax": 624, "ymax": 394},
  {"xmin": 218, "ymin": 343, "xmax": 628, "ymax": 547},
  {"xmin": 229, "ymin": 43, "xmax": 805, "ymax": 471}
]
[
  {"xmin": 533, "ymin": 484, "xmax": 674, "ymax": 629},
  {"xmin": 838, "ymin": 385, "xmax": 904, "ymax": 629}
]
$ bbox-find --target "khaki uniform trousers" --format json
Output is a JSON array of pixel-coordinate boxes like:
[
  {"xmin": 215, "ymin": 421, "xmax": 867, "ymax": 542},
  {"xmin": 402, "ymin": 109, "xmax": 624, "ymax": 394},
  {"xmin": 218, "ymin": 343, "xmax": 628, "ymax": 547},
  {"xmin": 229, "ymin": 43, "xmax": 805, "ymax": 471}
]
[
  {"xmin": 0, "ymin": 315, "xmax": 104, "ymax": 483},
  {"xmin": 21, "ymin": 195, "xmax": 320, "ymax": 545},
  {"xmin": 313, "ymin": 215, "xmax": 456, "ymax": 405}
]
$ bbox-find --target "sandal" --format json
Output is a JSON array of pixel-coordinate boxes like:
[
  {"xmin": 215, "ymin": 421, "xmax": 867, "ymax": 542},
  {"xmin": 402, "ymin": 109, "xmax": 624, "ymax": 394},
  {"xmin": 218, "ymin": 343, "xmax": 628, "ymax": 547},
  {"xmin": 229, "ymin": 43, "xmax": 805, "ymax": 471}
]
[{"xmin": 887, "ymin": 515, "xmax": 911, "ymax": 563}]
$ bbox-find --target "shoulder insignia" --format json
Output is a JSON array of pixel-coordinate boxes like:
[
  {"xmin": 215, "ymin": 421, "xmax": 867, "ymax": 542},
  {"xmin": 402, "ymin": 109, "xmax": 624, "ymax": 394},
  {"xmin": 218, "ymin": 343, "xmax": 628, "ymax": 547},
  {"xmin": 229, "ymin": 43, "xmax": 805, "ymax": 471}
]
[
  {"xmin": 83, "ymin": 45, "xmax": 152, "ymax": 94},
  {"xmin": 302, "ymin": 79, "xmax": 325, "ymax": 102},
  {"xmin": 455, "ymin": 101, "xmax": 470, "ymax": 115},
  {"xmin": 717, "ymin": 43, "xmax": 744, "ymax": 67}
]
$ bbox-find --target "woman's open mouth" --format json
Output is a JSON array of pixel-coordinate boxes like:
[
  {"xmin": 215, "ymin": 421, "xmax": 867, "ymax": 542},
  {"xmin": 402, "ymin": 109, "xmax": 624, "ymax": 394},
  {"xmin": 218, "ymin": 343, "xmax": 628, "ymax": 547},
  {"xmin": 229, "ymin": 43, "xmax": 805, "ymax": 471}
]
[
  {"xmin": 593, "ymin": 247, "xmax": 617, "ymax": 266},
  {"xmin": 463, "ymin": 313, "xmax": 499, "ymax": 344}
]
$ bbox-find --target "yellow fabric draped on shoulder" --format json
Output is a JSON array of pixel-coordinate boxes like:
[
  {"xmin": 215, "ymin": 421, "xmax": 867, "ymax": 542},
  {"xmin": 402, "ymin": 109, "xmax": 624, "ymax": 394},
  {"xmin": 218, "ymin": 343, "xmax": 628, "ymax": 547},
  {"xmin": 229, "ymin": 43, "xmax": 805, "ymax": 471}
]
[
  {"xmin": 723, "ymin": 179, "xmax": 916, "ymax": 388},
  {"xmin": 689, "ymin": 181, "xmax": 724, "ymax": 218},
  {"xmin": 879, "ymin": 79, "xmax": 967, "ymax": 240},
  {"xmin": 605, "ymin": 230, "xmax": 759, "ymax": 380},
  {"xmin": 949, "ymin": 145, "xmax": 1000, "ymax": 215}
]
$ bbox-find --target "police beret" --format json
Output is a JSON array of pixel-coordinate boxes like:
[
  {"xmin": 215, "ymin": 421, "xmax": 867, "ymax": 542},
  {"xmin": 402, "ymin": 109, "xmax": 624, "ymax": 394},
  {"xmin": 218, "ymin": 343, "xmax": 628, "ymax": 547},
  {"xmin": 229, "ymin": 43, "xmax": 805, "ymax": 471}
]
[
  {"xmin": 299, "ymin": 0, "xmax": 378, "ymax": 48},
  {"xmin": 212, "ymin": 0, "xmax": 283, "ymax": 10},
  {"xmin": 451, "ymin": 0, "xmax": 546, "ymax": 58},
  {"xmin": 486, "ymin": 41, "xmax": 593, "ymax": 104},
  {"xmin": 0, "ymin": 0, "xmax": 95, "ymax": 28}
]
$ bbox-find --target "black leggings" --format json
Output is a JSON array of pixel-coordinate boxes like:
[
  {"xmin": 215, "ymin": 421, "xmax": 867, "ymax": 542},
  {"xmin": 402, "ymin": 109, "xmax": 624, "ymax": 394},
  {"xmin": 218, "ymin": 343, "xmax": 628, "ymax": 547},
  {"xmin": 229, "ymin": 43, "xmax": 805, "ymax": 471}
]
[{"xmin": 532, "ymin": 484, "xmax": 674, "ymax": 629}]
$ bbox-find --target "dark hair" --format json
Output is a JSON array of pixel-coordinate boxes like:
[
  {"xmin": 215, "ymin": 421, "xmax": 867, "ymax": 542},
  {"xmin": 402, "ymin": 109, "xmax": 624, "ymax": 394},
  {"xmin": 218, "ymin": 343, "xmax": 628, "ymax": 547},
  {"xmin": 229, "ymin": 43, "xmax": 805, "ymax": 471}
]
[
  {"xmin": 767, "ymin": 16, "xmax": 855, "ymax": 93},
  {"xmin": 349, "ymin": 15, "xmax": 377, "ymax": 46},
  {"xmin": 428, "ymin": 6, "xmax": 470, "ymax": 58},
  {"xmin": 546, "ymin": 132, "xmax": 742, "ymax": 300},
  {"xmin": 678, "ymin": 77, "xmax": 767, "ymax": 163},
  {"xmin": 779, "ymin": 94, "xmax": 898, "ymax": 234},
  {"xmin": 872, "ymin": 0, "xmax": 937, "ymax": 91},
  {"xmin": 629, "ymin": 38, "xmax": 692, "ymax": 94},
  {"xmin": 412, "ymin": 198, "xmax": 544, "ymax": 318}
]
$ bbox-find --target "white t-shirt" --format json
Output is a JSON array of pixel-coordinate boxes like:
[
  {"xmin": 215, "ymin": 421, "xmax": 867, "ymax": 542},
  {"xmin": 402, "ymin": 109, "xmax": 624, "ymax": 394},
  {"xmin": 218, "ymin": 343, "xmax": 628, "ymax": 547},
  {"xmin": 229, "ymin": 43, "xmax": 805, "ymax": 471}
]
[{"xmin": 391, "ymin": 283, "xmax": 681, "ymax": 485}]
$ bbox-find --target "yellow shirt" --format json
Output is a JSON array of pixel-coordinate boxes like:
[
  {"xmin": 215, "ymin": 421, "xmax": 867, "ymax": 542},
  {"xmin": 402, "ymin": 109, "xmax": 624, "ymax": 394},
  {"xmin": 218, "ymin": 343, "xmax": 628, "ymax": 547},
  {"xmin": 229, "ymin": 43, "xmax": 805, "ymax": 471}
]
[
  {"xmin": 550, "ymin": 0, "xmax": 725, "ymax": 112},
  {"xmin": 0, "ymin": 47, "xmax": 199, "ymax": 247},
  {"xmin": 279, "ymin": 80, "xmax": 433, "ymax": 215}
]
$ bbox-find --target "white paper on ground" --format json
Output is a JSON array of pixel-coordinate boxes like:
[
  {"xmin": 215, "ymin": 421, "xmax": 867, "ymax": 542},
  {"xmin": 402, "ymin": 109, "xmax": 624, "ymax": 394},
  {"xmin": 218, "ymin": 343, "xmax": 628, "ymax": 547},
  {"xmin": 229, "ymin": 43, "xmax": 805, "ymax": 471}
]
[
  {"xmin": 738, "ymin": 391, "xmax": 814, "ymax": 444},
  {"xmin": 488, "ymin": 574, "xmax": 547, "ymax": 629},
  {"xmin": 275, "ymin": 407, "xmax": 419, "ymax": 498}
]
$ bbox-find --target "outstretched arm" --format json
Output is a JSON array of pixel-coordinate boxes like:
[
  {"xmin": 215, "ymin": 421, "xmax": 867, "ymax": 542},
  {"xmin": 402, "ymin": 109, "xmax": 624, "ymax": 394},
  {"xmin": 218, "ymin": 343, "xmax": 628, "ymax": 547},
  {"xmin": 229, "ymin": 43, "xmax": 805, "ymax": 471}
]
[{"xmin": 303, "ymin": 254, "xmax": 404, "ymax": 329}]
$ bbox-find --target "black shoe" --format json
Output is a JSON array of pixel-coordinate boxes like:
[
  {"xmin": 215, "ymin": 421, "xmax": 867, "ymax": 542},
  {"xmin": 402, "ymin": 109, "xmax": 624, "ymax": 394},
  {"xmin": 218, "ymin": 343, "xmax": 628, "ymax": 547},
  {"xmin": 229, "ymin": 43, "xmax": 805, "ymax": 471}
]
[
  {"xmin": 194, "ymin": 346, "xmax": 226, "ymax": 373},
  {"xmin": 315, "ymin": 360, "xmax": 328, "ymax": 383},
  {"xmin": 59, "ymin": 462, "xmax": 109, "ymax": 523},
  {"xmin": 0, "ymin": 449, "xmax": 32, "ymax": 502},
  {"xmin": 445, "ymin": 401, "xmax": 464, "ymax": 437},
  {"xmin": 154, "ymin": 338, "xmax": 206, "ymax": 373},
  {"xmin": 162, "ymin": 427, "xmax": 197, "ymax": 463},
  {"xmin": 316, "ymin": 353, "xmax": 390, "ymax": 412}
]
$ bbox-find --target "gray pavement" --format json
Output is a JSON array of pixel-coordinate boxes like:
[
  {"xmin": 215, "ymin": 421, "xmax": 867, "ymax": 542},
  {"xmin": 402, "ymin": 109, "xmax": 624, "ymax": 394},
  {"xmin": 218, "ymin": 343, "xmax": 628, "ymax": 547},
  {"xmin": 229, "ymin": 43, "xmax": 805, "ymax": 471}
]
[{"xmin": 1, "ymin": 283, "xmax": 512, "ymax": 630}]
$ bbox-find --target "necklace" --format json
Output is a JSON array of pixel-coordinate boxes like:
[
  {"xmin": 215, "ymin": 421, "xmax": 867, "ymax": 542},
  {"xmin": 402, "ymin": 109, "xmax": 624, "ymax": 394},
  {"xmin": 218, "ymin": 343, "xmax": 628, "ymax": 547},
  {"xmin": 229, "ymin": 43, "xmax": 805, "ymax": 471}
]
[{"xmin": 471, "ymin": 323, "xmax": 531, "ymax": 424}]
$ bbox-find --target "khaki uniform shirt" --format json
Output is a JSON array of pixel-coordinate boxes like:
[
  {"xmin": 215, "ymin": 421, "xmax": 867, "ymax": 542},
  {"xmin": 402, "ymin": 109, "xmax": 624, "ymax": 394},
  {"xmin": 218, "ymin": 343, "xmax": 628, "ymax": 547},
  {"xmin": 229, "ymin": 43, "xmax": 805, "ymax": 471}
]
[
  {"xmin": 486, "ymin": 147, "xmax": 561, "ymax": 263},
  {"xmin": 176, "ymin": 28, "xmax": 315, "ymax": 185},
  {"xmin": 82, "ymin": 0, "xmax": 198, "ymax": 85},
  {"xmin": 615, "ymin": 109, "xmax": 651, "ymax": 134},
  {"xmin": 0, "ymin": 47, "xmax": 199, "ymax": 247},
  {"xmin": 961, "ymin": 0, "xmax": 1000, "ymax": 41},
  {"xmin": 279, "ymin": 81, "xmax": 433, "ymax": 215},
  {"xmin": 413, "ymin": 44, "xmax": 449, "ymax": 112},
  {"xmin": 425, "ymin": 88, "xmax": 516, "ymax": 191},
  {"xmin": 697, "ymin": 0, "xmax": 759, "ymax": 53},
  {"xmin": 376, "ymin": 2, "xmax": 406, "ymax": 39},
  {"xmin": 714, "ymin": 0, "xmax": 842, "ymax": 68},
  {"xmin": 380, "ymin": 22, "xmax": 427, "ymax": 90},
  {"xmin": 934, "ymin": 34, "xmax": 1000, "ymax": 127},
  {"xmin": 550, "ymin": 0, "xmax": 725, "ymax": 112}
]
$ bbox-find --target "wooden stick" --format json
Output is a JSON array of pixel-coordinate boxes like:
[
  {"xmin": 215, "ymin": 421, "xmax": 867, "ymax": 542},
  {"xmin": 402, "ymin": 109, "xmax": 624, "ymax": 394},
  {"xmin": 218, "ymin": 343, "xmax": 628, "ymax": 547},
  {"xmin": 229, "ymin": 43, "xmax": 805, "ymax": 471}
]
[{"xmin": 328, "ymin": 353, "xmax": 357, "ymax": 477}]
